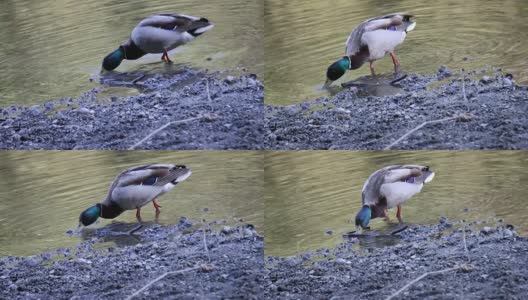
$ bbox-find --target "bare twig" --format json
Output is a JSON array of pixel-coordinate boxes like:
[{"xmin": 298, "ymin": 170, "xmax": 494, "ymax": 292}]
[
  {"xmin": 384, "ymin": 116, "xmax": 461, "ymax": 150},
  {"xmin": 203, "ymin": 227, "xmax": 210, "ymax": 261},
  {"xmin": 462, "ymin": 225, "xmax": 470, "ymax": 262},
  {"xmin": 384, "ymin": 266, "xmax": 461, "ymax": 300},
  {"xmin": 206, "ymin": 79, "xmax": 212, "ymax": 102},
  {"xmin": 131, "ymin": 74, "xmax": 146, "ymax": 85},
  {"xmin": 125, "ymin": 266, "xmax": 201, "ymax": 300},
  {"xmin": 128, "ymin": 115, "xmax": 206, "ymax": 150}
]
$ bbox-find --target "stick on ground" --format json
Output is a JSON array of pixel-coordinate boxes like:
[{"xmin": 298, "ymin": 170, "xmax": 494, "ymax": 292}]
[
  {"xmin": 384, "ymin": 115, "xmax": 463, "ymax": 150},
  {"xmin": 128, "ymin": 115, "xmax": 206, "ymax": 150},
  {"xmin": 384, "ymin": 266, "xmax": 461, "ymax": 300},
  {"xmin": 125, "ymin": 266, "xmax": 201, "ymax": 300}
]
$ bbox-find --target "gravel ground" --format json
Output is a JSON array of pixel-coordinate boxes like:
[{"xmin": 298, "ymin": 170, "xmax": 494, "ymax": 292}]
[
  {"xmin": 265, "ymin": 218, "xmax": 528, "ymax": 299},
  {"xmin": 0, "ymin": 68, "xmax": 263, "ymax": 150},
  {"xmin": 0, "ymin": 219, "xmax": 264, "ymax": 299},
  {"xmin": 265, "ymin": 67, "xmax": 528, "ymax": 150}
]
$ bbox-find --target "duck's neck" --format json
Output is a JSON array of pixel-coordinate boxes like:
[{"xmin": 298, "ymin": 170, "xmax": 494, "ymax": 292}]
[
  {"xmin": 100, "ymin": 201, "xmax": 124, "ymax": 219},
  {"xmin": 122, "ymin": 40, "xmax": 145, "ymax": 60}
]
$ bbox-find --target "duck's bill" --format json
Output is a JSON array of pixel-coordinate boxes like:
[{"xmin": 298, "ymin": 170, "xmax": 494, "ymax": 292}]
[{"xmin": 323, "ymin": 79, "xmax": 333, "ymax": 88}]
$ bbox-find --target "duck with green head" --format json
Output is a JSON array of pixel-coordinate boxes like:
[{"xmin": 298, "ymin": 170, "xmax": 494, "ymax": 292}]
[
  {"xmin": 325, "ymin": 13, "xmax": 416, "ymax": 87},
  {"xmin": 355, "ymin": 165, "xmax": 434, "ymax": 234},
  {"xmin": 79, "ymin": 164, "xmax": 192, "ymax": 227},
  {"xmin": 102, "ymin": 14, "xmax": 214, "ymax": 71}
]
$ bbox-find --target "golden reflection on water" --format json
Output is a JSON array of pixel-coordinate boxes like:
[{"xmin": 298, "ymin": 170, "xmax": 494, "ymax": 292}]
[
  {"xmin": 0, "ymin": 0, "xmax": 263, "ymax": 106},
  {"xmin": 0, "ymin": 151, "xmax": 263, "ymax": 256},
  {"xmin": 265, "ymin": 151, "xmax": 528, "ymax": 256},
  {"xmin": 265, "ymin": 0, "xmax": 528, "ymax": 105}
]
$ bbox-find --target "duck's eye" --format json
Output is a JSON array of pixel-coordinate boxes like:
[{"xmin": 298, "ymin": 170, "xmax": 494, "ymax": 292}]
[{"xmin": 199, "ymin": 18, "xmax": 209, "ymax": 23}]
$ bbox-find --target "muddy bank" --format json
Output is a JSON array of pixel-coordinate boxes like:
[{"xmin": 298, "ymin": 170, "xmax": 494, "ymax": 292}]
[
  {"xmin": 0, "ymin": 219, "xmax": 264, "ymax": 299},
  {"xmin": 265, "ymin": 218, "xmax": 528, "ymax": 299},
  {"xmin": 0, "ymin": 68, "xmax": 263, "ymax": 150},
  {"xmin": 265, "ymin": 67, "xmax": 528, "ymax": 150}
]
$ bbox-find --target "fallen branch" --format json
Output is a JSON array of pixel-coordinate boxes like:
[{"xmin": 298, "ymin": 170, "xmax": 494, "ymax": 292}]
[
  {"xmin": 128, "ymin": 115, "xmax": 208, "ymax": 150},
  {"xmin": 384, "ymin": 266, "xmax": 462, "ymax": 300},
  {"xmin": 125, "ymin": 266, "xmax": 201, "ymax": 300},
  {"xmin": 383, "ymin": 114, "xmax": 473, "ymax": 150},
  {"xmin": 206, "ymin": 79, "xmax": 212, "ymax": 102},
  {"xmin": 462, "ymin": 225, "xmax": 470, "ymax": 262},
  {"xmin": 203, "ymin": 227, "xmax": 210, "ymax": 262}
]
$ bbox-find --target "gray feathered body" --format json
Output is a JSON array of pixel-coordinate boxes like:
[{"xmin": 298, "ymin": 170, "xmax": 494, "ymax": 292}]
[
  {"xmin": 102, "ymin": 164, "xmax": 192, "ymax": 211},
  {"xmin": 345, "ymin": 13, "xmax": 416, "ymax": 69},
  {"xmin": 362, "ymin": 165, "xmax": 434, "ymax": 218},
  {"xmin": 130, "ymin": 14, "xmax": 214, "ymax": 54}
]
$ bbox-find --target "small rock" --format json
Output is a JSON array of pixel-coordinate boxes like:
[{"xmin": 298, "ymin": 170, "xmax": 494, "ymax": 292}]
[
  {"xmin": 224, "ymin": 76, "xmax": 236, "ymax": 84},
  {"xmin": 481, "ymin": 226, "xmax": 495, "ymax": 235},
  {"xmin": 325, "ymin": 230, "xmax": 334, "ymax": 236},
  {"xmin": 221, "ymin": 226, "xmax": 236, "ymax": 235},
  {"xmin": 78, "ymin": 107, "xmax": 94, "ymax": 114},
  {"xmin": 480, "ymin": 76, "xmax": 493, "ymax": 84}
]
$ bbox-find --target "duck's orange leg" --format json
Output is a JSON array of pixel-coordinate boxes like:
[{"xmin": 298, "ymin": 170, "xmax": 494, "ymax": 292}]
[
  {"xmin": 382, "ymin": 208, "xmax": 390, "ymax": 222},
  {"xmin": 152, "ymin": 199, "xmax": 162, "ymax": 215},
  {"xmin": 396, "ymin": 205, "xmax": 403, "ymax": 223},
  {"xmin": 390, "ymin": 52, "xmax": 400, "ymax": 73},
  {"xmin": 161, "ymin": 50, "xmax": 173, "ymax": 64},
  {"xmin": 369, "ymin": 61, "xmax": 376, "ymax": 77},
  {"xmin": 136, "ymin": 208, "xmax": 142, "ymax": 221}
]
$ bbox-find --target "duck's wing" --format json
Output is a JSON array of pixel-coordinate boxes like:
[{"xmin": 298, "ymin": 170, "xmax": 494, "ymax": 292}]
[
  {"xmin": 378, "ymin": 165, "xmax": 434, "ymax": 207},
  {"xmin": 104, "ymin": 164, "xmax": 191, "ymax": 207},
  {"xmin": 137, "ymin": 14, "xmax": 213, "ymax": 34},
  {"xmin": 383, "ymin": 165, "xmax": 434, "ymax": 184},
  {"xmin": 345, "ymin": 13, "xmax": 414, "ymax": 56}
]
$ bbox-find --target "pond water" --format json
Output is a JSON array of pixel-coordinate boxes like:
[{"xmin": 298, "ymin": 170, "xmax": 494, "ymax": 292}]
[
  {"xmin": 0, "ymin": 0, "xmax": 263, "ymax": 107},
  {"xmin": 0, "ymin": 151, "xmax": 263, "ymax": 256},
  {"xmin": 265, "ymin": 0, "xmax": 528, "ymax": 105},
  {"xmin": 265, "ymin": 151, "xmax": 528, "ymax": 256}
]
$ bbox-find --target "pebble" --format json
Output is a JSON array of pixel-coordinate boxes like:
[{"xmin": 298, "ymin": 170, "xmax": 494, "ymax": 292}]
[
  {"xmin": 221, "ymin": 226, "xmax": 236, "ymax": 235},
  {"xmin": 481, "ymin": 226, "xmax": 495, "ymax": 235},
  {"xmin": 224, "ymin": 76, "xmax": 236, "ymax": 84},
  {"xmin": 480, "ymin": 76, "xmax": 493, "ymax": 84}
]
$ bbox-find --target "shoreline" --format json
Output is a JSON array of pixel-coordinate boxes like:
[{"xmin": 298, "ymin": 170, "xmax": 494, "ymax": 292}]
[
  {"xmin": 265, "ymin": 67, "xmax": 528, "ymax": 150},
  {"xmin": 264, "ymin": 218, "xmax": 528, "ymax": 299},
  {"xmin": 0, "ymin": 68, "xmax": 263, "ymax": 150},
  {"xmin": 0, "ymin": 219, "xmax": 264, "ymax": 299}
]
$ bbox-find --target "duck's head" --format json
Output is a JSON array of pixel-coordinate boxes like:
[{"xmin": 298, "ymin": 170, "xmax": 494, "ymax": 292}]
[
  {"xmin": 324, "ymin": 56, "xmax": 350, "ymax": 88},
  {"xmin": 355, "ymin": 205, "xmax": 371, "ymax": 234},
  {"xmin": 102, "ymin": 47, "xmax": 125, "ymax": 71},
  {"xmin": 79, "ymin": 204, "xmax": 102, "ymax": 226}
]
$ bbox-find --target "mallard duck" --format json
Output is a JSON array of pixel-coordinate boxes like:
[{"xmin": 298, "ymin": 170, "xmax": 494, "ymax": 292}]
[
  {"xmin": 102, "ymin": 14, "xmax": 214, "ymax": 71},
  {"xmin": 79, "ymin": 164, "xmax": 192, "ymax": 226},
  {"xmin": 325, "ymin": 13, "xmax": 416, "ymax": 87},
  {"xmin": 355, "ymin": 165, "xmax": 434, "ymax": 233}
]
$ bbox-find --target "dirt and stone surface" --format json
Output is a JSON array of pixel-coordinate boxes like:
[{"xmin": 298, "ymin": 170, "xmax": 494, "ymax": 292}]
[
  {"xmin": 0, "ymin": 68, "xmax": 263, "ymax": 150},
  {"xmin": 265, "ymin": 218, "xmax": 528, "ymax": 299},
  {"xmin": 0, "ymin": 219, "xmax": 264, "ymax": 299},
  {"xmin": 265, "ymin": 67, "xmax": 528, "ymax": 150}
]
